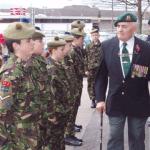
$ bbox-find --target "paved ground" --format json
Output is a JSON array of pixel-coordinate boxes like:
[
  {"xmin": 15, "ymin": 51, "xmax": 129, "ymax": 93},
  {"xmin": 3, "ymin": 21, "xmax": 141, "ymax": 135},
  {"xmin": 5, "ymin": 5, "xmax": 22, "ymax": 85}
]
[{"xmin": 66, "ymin": 78, "xmax": 150, "ymax": 150}]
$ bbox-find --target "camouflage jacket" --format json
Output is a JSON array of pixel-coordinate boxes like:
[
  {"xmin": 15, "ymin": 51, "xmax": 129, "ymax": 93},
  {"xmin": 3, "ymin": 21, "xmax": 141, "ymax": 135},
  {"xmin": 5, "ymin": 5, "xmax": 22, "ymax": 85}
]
[
  {"xmin": 0, "ymin": 54, "xmax": 44, "ymax": 149},
  {"xmin": 85, "ymin": 40, "xmax": 103, "ymax": 71},
  {"xmin": 70, "ymin": 45, "xmax": 85, "ymax": 79},
  {"xmin": 46, "ymin": 57, "xmax": 71, "ymax": 121},
  {"xmin": 27, "ymin": 54, "xmax": 54, "ymax": 120},
  {"xmin": 62, "ymin": 54, "xmax": 79, "ymax": 98}
]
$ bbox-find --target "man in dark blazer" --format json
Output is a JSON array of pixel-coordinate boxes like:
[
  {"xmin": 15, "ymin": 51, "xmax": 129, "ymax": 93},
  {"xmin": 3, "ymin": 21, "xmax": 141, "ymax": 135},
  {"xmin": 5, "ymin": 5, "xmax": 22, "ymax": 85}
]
[{"xmin": 95, "ymin": 12, "xmax": 150, "ymax": 150}]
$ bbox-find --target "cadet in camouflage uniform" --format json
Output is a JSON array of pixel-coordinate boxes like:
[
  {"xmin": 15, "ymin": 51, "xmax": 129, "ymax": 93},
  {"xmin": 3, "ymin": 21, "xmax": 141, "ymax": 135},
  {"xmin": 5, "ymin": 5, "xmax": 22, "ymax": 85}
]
[
  {"xmin": 71, "ymin": 27, "xmax": 86, "ymax": 108},
  {"xmin": 18, "ymin": 20, "xmax": 54, "ymax": 149},
  {"xmin": 85, "ymin": 28, "xmax": 103, "ymax": 108},
  {"xmin": 30, "ymin": 28, "xmax": 54, "ymax": 149},
  {"xmin": 63, "ymin": 21, "xmax": 86, "ymax": 146},
  {"xmin": 61, "ymin": 34, "xmax": 83, "ymax": 146},
  {"xmin": 63, "ymin": 27, "xmax": 86, "ymax": 146},
  {"xmin": 46, "ymin": 36, "xmax": 71, "ymax": 150},
  {"xmin": 0, "ymin": 22, "xmax": 38, "ymax": 150},
  {"xmin": 70, "ymin": 21, "xmax": 86, "ymax": 124}
]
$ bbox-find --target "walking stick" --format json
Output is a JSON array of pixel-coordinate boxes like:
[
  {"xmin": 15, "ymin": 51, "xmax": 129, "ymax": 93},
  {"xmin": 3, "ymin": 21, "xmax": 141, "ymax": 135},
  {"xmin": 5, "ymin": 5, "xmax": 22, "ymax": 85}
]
[{"xmin": 100, "ymin": 112, "xmax": 103, "ymax": 150}]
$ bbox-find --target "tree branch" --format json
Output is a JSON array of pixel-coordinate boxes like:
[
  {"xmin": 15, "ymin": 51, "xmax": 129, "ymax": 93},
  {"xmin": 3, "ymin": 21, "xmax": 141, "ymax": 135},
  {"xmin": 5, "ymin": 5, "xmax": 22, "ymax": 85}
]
[
  {"xmin": 142, "ymin": 2, "xmax": 150, "ymax": 16},
  {"xmin": 117, "ymin": 0, "xmax": 137, "ymax": 6}
]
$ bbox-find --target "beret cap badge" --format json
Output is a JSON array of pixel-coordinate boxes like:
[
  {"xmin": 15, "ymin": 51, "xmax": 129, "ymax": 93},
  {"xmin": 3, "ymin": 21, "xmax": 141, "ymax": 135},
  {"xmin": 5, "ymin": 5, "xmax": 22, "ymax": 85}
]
[
  {"xmin": 71, "ymin": 20, "xmax": 85, "ymax": 29},
  {"xmin": 55, "ymin": 36, "xmax": 59, "ymax": 41},
  {"xmin": 47, "ymin": 36, "xmax": 66, "ymax": 48},
  {"xmin": 77, "ymin": 20, "xmax": 80, "ymax": 24},
  {"xmin": 126, "ymin": 15, "xmax": 131, "ymax": 22},
  {"xmin": 78, "ymin": 28, "xmax": 82, "ymax": 32},
  {"xmin": 16, "ymin": 23, "xmax": 22, "ymax": 30}
]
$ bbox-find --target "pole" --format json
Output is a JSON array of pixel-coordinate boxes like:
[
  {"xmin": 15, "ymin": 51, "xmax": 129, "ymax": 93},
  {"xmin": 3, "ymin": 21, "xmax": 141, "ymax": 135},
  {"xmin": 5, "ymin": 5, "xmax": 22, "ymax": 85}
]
[
  {"xmin": 125, "ymin": 0, "xmax": 127, "ymax": 12},
  {"xmin": 111, "ymin": 0, "xmax": 114, "ymax": 32},
  {"xmin": 100, "ymin": 112, "xmax": 103, "ymax": 150},
  {"xmin": 30, "ymin": 7, "xmax": 35, "ymax": 25}
]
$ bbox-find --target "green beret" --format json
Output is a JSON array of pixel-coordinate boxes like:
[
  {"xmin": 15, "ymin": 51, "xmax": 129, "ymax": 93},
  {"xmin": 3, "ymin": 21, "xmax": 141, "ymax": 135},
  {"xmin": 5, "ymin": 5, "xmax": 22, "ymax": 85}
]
[
  {"xmin": 90, "ymin": 28, "xmax": 99, "ymax": 34},
  {"xmin": 4, "ymin": 22, "xmax": 35, "ymax": 40},
  {"xmin": 114, "ymin": 13, "xmax": 137, "ymax": 27},
  {"xmin": 71, "ymin": 20, "xmax": 85, "ymax": 29},
  {"xmin": 71, "ymin": 28, "xmax": 85, "ymax": 36},
  {"xmin": 32, "ymin": 30, "xmax": 45, "ymax": 39},
  {"xmin": 63, "ymin": 35, "xmax": 74, "ymax": 42},
  {"xmin": 47, "ymin": 36, "xmax": 66, "ymax": 48}
]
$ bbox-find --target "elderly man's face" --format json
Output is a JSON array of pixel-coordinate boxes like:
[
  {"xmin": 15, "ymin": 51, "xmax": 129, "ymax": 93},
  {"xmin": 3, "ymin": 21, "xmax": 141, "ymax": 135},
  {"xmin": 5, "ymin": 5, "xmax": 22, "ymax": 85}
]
[{"xmin": 116, "ymin": 22, "xmax": 136, "ymax": 42}]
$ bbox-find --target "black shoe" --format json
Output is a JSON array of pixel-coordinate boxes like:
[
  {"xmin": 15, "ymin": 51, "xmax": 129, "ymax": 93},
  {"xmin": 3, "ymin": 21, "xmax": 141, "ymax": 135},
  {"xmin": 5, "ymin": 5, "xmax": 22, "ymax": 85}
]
[
  {"xmin": 91, "ymin": 100, "xmax": 96, "ymax": 108},
  {"xmin": 65, "ymin": 137, "xmax": 82, "ymax": 146},
  {"xmin": 72, "ymin": 136, "xmax": 83, "ymax": 142},
  {"xmin": 74, "ymin": 126, "xmax": 81, "ymax": 132},
  {"xmin": 65, "ymin": 135, "xmax": 83, "ymax": 142},
  {"xmin": 75, "ymin": 124, "xmax": 83, "ymax": 129}
]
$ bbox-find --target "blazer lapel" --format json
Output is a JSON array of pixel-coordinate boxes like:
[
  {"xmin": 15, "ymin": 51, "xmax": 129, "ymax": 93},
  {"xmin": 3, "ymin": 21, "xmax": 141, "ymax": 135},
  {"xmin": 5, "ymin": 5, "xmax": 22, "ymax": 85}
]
[
  {"xmin": 126, "ymin": 37, "xmax": 141, "ymax": 78},
  {"xmin": 131, "ymin": 37, "xmax": 141, "ymax": 64},
  {"xmin": 111, "ymin": 37, "xmax": 124, "ymax": 79}
]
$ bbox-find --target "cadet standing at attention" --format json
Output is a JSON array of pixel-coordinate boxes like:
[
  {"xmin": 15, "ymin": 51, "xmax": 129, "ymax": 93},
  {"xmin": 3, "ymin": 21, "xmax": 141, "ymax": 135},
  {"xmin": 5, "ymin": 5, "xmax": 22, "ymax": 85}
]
[
  {"xmin": 85, "ymin": 28, "xmax": 103, "ymax": 108},
  {"xmin": 62, "ymin": 33, "xmax": 83, "ymax": 146},
  {"xmin": 63, "ymin": 20, "xmax": 86, "ymax": 146},
  {"xmin": 46, "ymin": 36, "xmax": 70, "ymax": 150},
  {"xmin": 0, "ymin": 22, "xmax": 38, "ymax": 149},
  {"xmin": 29, "ymin": 28, "xmax": 54, "ymax": 149},
  {"xmin": 19, "ymin": 19, "xmax": 54, "ymax": 149},
  {"xmin": 70, "ymin": 27, "xmax": 85, "ymax": 128}
]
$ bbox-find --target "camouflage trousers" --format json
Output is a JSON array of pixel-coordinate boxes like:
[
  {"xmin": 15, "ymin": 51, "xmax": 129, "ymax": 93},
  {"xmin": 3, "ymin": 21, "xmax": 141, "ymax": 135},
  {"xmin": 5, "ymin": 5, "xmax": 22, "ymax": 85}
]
[
  {"xmin": 65, "ymin": 79, "xmax": 83, "ymax": 136},
  {"xmin": 87, "ymin": 69, "xmax": 98, "ymax": 101},
  {"xmin": 0, "ymin": 130, "xmax": 38, "ymax": 150},
  {"xmin": 65, "ymin": 96, "xmax": 80, "ymax": 136},
  {"xmin": 45, "ymin": 117, "xmax": 68, "ymax": 150},
  {"xmin": 0, "ymin": 122, "xmax": 45, "ymax": 150}
]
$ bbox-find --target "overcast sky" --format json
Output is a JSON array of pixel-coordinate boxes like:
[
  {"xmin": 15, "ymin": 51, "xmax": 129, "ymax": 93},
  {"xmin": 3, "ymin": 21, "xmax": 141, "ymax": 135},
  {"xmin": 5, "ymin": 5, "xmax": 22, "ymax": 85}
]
[{"xmin": 1, "ymin": 0, "xmax": 82, "ymax": 8}]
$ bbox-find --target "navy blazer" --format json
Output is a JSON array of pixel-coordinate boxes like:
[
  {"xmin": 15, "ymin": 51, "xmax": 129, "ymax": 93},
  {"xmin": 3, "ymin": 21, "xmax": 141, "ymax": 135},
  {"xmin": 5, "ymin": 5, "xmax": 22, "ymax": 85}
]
[{"xmin": 95, "ymin": 36, "xmax": 150, "ymax": 117}]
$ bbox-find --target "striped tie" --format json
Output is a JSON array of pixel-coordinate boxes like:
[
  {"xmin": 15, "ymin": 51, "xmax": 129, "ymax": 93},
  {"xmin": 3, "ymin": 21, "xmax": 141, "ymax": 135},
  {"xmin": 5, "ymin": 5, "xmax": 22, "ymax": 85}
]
[{"xmin": 122, "ymin": 42, "xmax": 130, "ymax": 76}]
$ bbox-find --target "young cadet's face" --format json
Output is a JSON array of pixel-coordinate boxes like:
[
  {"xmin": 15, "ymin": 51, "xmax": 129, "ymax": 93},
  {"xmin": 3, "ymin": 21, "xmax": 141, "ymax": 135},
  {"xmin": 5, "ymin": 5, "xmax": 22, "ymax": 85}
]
[
  {"xmin": 32, "ymin": 39, "xmax": 44, "ymax": 55},
  {"xmin": 15, "ymin": 38, "xmax": 34, "ymax": 58},
  {"xmin": 54, "ymin": 46, "xmax": 65, "ymax": 61},
  {"xmin": 91, "ymin": 32, "xmax": 100, "ymax": 43},
  {"xmin": 63, "ymin": 42, "xmax": 72, "ymax": 56},
  {"xmin": 78, "ymin": 36, "xmax": 84, "ymax": 47},
  {"xmin": 74, "ymin": 36, "xmax": 84, "ymax": 47},
  {"xmin": 116, "ymin": 22, "xmax": 136, "ymax": 42}
]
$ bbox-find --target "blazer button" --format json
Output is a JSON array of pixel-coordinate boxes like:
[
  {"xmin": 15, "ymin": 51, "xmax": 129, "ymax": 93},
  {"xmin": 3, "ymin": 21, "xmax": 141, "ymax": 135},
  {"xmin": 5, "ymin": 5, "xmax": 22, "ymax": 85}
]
[
  {"xmin": 122, "ymin": 80, "xmax": 125, "ymax": 83},
  {"xmin": 122, "ymin": 92, "xmax": 125, "ymax": 95}
]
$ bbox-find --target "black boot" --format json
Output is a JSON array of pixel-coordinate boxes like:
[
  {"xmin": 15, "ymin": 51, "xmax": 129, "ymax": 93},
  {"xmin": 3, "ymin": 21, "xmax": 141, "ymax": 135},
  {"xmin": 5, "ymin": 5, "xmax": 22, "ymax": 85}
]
[
  {"xmin": 65, "ymin": 136, "xmax": 82, "ymax": 146},
  {"xmin": 73, "ymin": 136, "xmax": 83, "ymax": 142},
  {"xmin": 75, "ymin": 124, "xmax": 82, "ymax": 129},
  {"xmin": 91, "ymin": 99, "xmax": 96, "ymax": 108},
  {"xmin": 74, "ymin": 126, "xmax": 81, "ymax": 132}
]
